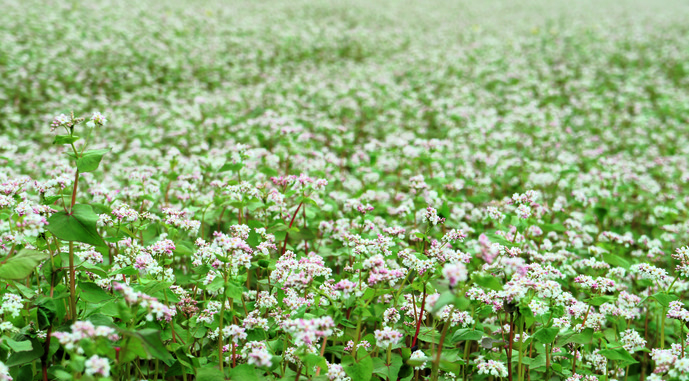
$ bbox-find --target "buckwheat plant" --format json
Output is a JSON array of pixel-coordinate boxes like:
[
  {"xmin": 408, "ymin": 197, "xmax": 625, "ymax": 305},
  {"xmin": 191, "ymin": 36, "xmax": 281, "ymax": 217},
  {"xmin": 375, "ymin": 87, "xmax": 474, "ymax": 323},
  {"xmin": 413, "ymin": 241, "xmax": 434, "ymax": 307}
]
[{"xmin": 2, "ymin": 0, "xmax": 689, "ymax": 380}]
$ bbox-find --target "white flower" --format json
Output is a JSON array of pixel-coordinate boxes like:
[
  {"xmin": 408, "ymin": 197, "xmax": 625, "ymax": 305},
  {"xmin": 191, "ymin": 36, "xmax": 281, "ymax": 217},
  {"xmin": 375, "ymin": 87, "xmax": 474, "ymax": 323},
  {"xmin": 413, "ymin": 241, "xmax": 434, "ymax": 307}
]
[
  {"xmin": 90, "ymin": 112, "xmax": 107, "ymax": 126},
  {"xmin": 84, "ymin": 355, "xmax": 110, "ymax": 377}
]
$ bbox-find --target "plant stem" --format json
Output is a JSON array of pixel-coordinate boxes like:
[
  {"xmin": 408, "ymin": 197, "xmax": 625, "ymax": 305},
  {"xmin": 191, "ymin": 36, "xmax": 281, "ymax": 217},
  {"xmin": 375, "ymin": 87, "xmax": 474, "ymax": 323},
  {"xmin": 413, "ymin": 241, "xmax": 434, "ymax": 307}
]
[
  {"xmin": 68, "ymin": 240, "xmax": 76, "ymax": 321},
  {"xmin": 315, "ymin": 336, "xmax": 328, "ymax": 376},
  {"xmin": 295, "ymin": 365, "xmax": 303, "ymax": 381},
  {"xmin": 667, "ymin": 274, "xmax": 680, "ymax": 293},
  {"xmin": 506, "ymin": 312, "xmax": 514, "ymax": 381},
  {"xmin": 412, "ymin": 284, "xmax": 427, "ymax": 348},
  {"xmin": 545, "ymin": 343, "xmax": 550, "ymax": 381},
  {"xmin": 432, "ymin": 322, "xmax": 449, "ymax": 380},
  {"xmin": 387, "ymin": 344, "xmax": 392, "ymax": 366},
  {"xmin": 661, "ymin": 306, "xmax": 666, "ymax": 348},
  {"xmin": 281, "ymin": 201, "xmax": 303, "ymax": 254},
  {"xmin": 517, "ymin": 315, "xmax": 524, "ymax": 381},
  {"xmin": 463, "ymin": 340, "xmax": 471, "ymax": 381},
  {"xmin": 218, "ymin": 294, "xmax": 226, "ymax": 372}
]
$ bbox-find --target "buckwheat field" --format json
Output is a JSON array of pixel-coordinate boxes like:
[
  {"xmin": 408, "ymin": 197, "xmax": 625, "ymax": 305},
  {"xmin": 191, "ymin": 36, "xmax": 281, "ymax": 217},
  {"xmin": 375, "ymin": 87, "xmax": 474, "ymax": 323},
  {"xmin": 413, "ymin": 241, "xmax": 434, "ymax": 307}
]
[{"xmin": 2, "ymin": 0, "xmax": 689, "ymax": 380}]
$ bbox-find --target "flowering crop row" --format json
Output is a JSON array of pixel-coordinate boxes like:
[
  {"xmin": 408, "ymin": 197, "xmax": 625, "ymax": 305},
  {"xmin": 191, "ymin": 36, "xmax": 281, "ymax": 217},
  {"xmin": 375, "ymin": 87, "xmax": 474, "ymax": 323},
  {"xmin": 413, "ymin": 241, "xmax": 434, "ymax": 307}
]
[{"xmin": 1, "ymin": 0, "xmax": 689, "ymax": 380}]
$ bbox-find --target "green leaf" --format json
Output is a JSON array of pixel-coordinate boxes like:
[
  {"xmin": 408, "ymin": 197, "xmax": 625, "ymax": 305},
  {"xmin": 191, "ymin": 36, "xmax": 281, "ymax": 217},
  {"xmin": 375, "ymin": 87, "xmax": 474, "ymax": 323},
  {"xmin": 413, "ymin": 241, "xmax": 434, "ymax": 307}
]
[
  {"xmin": 196, "ymin": 366, "xmax": 226, "ymax": 381},
  {"xmin": 87, "ymin": 313, "xmax": 114, "ymax": 326},
  {"xmin": 77, "ymin": 261, "xmax": 108, "ymax": 278},
  {"xmin": 0, "ymin": 249, "xmax": 48, "ymax": 280},
  {"xmin": 586, "ymin": 296, "xmax": 615, "ymax": 306},
  {"xmin": 142, "ymin": 281, "xmax": 174, "ymax": 297},
  {"xmin": 525, "ymin": 354, "xmax": 547, "ymax": 369},
  {"xmin": 4, "ymin": 338, "xmax": 33, "ymax": 352},
  {"xmin": 48, "ymin": 366, "xmax": 73, "ymax": 381},
  {"xmin": 5, "ymin": 338, "xmax": 43, "ymax": 366},
  {"xmin": 438, "ymin": 202, "xmax": 451, "ymax": 219},
  {"xmin": 598, "ymin": 348, "xmax": 638, "ymax": 365},
  {"xmin": 79, "ymin": 282, "xmax": 113, "ymax": 304},
  {"xmin": 558, "ymin": 328, "xmax": 594, "ymax": 346},
  {"xmin": 398, "ymin": 363, "xmax": 413, "ymax": 380},
  {"xmin": 651, "ymin": 292, "xmax": 679, "ymax": 308},
  {"xmin": 206, "ymin": 276, "xmax": 224, "ymax": 293},
  {"xmin": 417, "ymin": 326, "xmax": 441, "ymax": 344},
  {"xmin": 474, "ymin": 274, "xmax": 503, "ymax": 291},
  {"xmin": 228, "ymin": 363, "xmax": 259, "ymax": 381},
  {"xmin": 53, "ymin": 135, "xmax": 80, "ymax": 145},
  {"xmin": 225, "ymin": 282, "xmax": 244, "ymax": 300},
  {"xmin": 451, "ymin": 329, "xmax": 484, "ymax": 343},
  {"xmin": 247, "ymin": 229, "xmax": 260, "ymax": 247},
  {"xmin": 11, "ymin": 365, "xmax": 32, "ymax": 381},
  {"xmin": 290, "ymin": 227, "xmax": 317, "ymax": 241},
  {"xmin": 111, "ymin": 266, "xmax": 138, "ymax": 276},
  {"xmin": 47, "ymin": 204, "xmax": 105, "ymax": 247},
  {"xmin": 533, "ymin": 327, "xmax": 559, "ymax": 344},
  {"xmin": 430, "ymin": 291, "xmax": 455, "ymax": 313},
  {"xmin": 602, "ymin": 253, "xmax": 630, "ymax": 269},
  {"xmin": 301, "ymin": 197, "xmax": 320, "ymax": 207},
  {"xmin": 118, "ymin": 329, "xmax": 174, "ymax": 366},
  {"xmin": 372, "ymin": 354, "xmax": 403, "ymax": 381},
  {"xmin": 594, "ymin": 206, "xmax": 608, "ymax": 222},
  {"xmin": 36, "ymin": 296, "xmax": 58, "ymax": 329},
  {"xmin": 42, "ymin": 196, "xmax": 62, "ymax": 206},
  {"xmin": 344, "ymin": 348, "xmax": 373, "ymax": 381},
  {"xmin": 76, "ymin": 149, "xmax": 110, "ymax": 172},
  {"xmin": 218, "ymin": 162, "xmax": 244, "ymax": 173},
  {"xmin": 303, "ymin": 354, "xmax": 327, "ymax": 371},
  {"xmin": 540, "ymin": 223, "xmax": 566, "ymax": 232}
]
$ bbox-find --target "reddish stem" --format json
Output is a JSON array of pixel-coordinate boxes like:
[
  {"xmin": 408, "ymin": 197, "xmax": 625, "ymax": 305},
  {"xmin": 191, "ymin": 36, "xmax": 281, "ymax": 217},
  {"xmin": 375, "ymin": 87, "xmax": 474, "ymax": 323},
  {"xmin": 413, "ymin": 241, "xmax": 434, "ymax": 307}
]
[
  {"xmin": 411, "ymin": 284, "xmax": 427, "ymax": 348},
  {"xmin": 41, "ymin": 325, "xmax": 52, "ymax": 381},
  {"xmin": 303, "ymin": 204, "xmax": 308, "ymax": 253},
  {"xmin": 281, "ymin": 202, "xmax": 303, "ymax": 254}
]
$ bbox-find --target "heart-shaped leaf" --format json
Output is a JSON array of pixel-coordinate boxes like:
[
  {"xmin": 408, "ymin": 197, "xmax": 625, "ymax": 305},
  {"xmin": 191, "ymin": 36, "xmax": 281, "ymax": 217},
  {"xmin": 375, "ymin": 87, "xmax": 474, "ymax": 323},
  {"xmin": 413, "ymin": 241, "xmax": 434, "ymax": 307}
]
[{"xmin": 47, "ymin": 204, "xmax": 105, "ymax": 247}]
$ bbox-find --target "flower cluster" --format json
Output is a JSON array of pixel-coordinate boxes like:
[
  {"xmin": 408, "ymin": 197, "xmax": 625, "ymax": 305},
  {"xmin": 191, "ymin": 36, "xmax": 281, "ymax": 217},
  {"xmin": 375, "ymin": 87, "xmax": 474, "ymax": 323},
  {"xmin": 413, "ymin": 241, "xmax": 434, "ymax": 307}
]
[
  {"xmin": 52, "ymin": 321, "xmax": 119, "ymax": 354},
  {"xmin": 3, "ymin": 1, "xmax": 689, "ymax": 380},
  {"xmin": 282, "ymin": 317, "xmax": 334, "ymax": 347},
  {"xmin": 112, "ymin": 282, "xmax": 176, "ymax": 321},
  {"xmin": 373, "ymin": 327, "xmax": 404, "ymax": 347}
]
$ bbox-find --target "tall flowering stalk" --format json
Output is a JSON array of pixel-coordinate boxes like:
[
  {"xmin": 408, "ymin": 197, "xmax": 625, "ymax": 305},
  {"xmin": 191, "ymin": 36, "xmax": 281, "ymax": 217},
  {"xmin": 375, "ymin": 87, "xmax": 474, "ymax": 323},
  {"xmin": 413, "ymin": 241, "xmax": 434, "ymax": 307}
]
[{"xmin": 47, "ymin": 112, "xmax": 108, "ymax": 321}]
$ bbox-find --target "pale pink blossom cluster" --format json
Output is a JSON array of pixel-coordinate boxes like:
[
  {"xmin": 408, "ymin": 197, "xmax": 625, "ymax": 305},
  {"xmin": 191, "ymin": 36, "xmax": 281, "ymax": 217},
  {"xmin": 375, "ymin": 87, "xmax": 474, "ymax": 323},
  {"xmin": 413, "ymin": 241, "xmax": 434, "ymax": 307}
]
[
  {"xmin": 162, "ymin": 207, "xmax": 201, "ymax": 235},
  {"xmin": 90, "ymin": 112, "xmax": 107, "ymax": 125},
  {"xmin": 425, "ymin": 206, "xmax": 445, "ymax": 225},
  {"xmin": 0, "ymin": 361, "xmax": 11, "ymax": 381},
  {"xmin": 476, "ymin": 358, "xmax": 508, "ymax": 377},
  {"xmin": 620, "ymin": 329, "xmax": 647, "ymax": 352},
  {"xmin": 343, "ymin": 340, "xmax": 371, "ymax": 352},
  {"xmin": 667, "ymin": 301, "xmax": 689, "ymax": 322},
  {"xmin": 52, "ymin": 321, "xmax": 119, "ymax": 354},
  {"xmin": 565, "ymin": 374, "xmax": 599, "ymax": 381},
  {"xmin": 84, "ymin": 355, "xmax": 110, "ymax": 377},
  {"xmin": 362, "ymin": 254, "xmax": 407, "ymax": 286},
  {"xmin": 241, "ymin": 341, "xmax": 272, "ymax": 367},
  {"xmin": 442, "ymin": 262, "xmax": 468, "ymax": 287},
  {"xmin": 112, "ymin": 282, "xmax": 176, "ymax": 322},
  {"xmin": 373, "ymin": 326, "xmax": 404, "ymax": 347},
  {"xmin": 271, "ymin": 251, "xmax": 332, "ymax": 289},
  {"xmin": 282, "ymin": 316, "xmax": 334, "ymax": 346},
  {"xmin": 326, "ymin": 363, "xmax": 350, "ymax": 381}
]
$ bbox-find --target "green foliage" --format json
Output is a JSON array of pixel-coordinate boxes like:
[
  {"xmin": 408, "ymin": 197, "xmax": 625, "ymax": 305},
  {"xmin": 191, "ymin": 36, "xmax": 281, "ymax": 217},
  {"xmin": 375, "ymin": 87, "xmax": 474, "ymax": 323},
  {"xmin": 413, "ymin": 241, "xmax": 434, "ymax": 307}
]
[
  {"xmin": 0, "ymin": 249, "xmax": 48, "ymax": 280},
  {"xmin": 47, "ymin": 204, "xmax": 105, "ymax": 247},
  {"xmin": 76, "ymin": 149, "xmax": 110, "ymax": 173}
]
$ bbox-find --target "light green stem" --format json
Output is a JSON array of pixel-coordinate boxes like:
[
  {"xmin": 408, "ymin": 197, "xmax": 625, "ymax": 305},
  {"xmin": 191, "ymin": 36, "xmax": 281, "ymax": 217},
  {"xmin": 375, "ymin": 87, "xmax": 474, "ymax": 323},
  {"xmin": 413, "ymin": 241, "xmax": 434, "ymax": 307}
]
[{"xmin": 68, "ymin": 241, "xmax": 76, "ymax": 321}]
